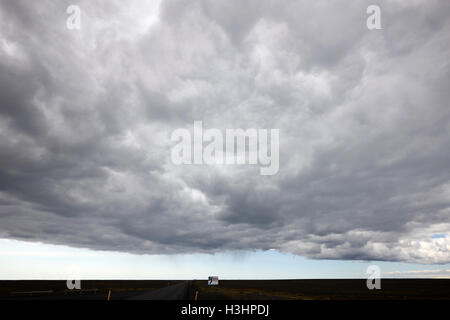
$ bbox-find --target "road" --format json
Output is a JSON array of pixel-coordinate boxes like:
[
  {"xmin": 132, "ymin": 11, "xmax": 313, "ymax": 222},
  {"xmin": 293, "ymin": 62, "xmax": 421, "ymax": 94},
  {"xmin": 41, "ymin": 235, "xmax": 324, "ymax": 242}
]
[{"xmin": 128, "ymin": 281, "xmax": 191, "ymax": 300}]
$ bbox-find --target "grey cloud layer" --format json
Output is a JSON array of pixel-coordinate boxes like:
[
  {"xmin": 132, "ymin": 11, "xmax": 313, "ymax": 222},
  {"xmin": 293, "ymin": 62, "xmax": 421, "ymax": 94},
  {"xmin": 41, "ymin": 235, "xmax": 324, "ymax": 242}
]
[{"xmin": 0, "ymin": 0, "xmax": 450, "ymax": 263}]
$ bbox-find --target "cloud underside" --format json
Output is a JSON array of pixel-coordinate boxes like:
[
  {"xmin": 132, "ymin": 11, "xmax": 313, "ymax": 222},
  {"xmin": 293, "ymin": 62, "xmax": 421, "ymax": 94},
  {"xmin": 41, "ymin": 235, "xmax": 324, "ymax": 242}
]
[{"xmin": 0, "ymin": 0, "xmax": 450, "ymax": 263}]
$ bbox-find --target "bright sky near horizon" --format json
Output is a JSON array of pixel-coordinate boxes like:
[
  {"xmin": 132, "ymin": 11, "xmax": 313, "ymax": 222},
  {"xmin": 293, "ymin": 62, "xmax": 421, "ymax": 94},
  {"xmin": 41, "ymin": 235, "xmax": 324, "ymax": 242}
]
[{"xmin": 1, "ymin": 239, "xmax": 450, "ymax": 279}]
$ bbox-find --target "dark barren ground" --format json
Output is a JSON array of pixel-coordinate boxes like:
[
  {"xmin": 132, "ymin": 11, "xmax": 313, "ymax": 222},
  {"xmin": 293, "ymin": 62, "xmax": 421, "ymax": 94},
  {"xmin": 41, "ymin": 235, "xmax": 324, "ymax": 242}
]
[
  {"xmin": 0, "ymin": 280, "xmax": 183, "ymax": 300},
  {"xmin": 191, "ymin": 279, "xmax": 450, "ymax": 300},
  {"xmin": 1, "ymin": 279, "xmax": 449, "ymax": 300}
]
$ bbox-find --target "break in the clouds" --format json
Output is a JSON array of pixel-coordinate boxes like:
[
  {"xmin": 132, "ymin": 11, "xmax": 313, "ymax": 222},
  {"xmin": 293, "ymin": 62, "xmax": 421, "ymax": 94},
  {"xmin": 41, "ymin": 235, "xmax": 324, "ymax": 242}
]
[{"xmin": 0, "ymin": 0, "xmax": 449, "ymax": 264}]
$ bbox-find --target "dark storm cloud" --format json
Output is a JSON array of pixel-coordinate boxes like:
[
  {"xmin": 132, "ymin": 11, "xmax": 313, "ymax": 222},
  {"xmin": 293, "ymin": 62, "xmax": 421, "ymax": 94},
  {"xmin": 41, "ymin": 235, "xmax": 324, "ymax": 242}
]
[{"xmin": 0, "ymin": 0, "xmax": 449, "ymax": 263}]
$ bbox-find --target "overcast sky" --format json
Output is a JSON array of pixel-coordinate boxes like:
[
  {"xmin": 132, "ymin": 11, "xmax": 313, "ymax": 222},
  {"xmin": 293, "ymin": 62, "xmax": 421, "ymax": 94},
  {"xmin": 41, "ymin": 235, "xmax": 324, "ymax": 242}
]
[{"xmin": 1, "ymin": 0, "xmax": 450, "ymax": 279}]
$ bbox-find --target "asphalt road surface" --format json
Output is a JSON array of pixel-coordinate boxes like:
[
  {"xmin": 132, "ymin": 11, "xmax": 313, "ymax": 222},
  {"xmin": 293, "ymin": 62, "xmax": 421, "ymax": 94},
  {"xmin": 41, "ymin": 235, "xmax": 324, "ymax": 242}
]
[{"xmin": 128, "ymin": 281, "xmax": 191, "ymax": 300}]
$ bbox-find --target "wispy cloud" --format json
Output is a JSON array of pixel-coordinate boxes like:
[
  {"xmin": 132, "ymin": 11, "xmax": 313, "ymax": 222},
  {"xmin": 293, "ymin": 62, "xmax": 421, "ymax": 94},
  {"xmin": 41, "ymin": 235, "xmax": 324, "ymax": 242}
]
[{"xmin": 384, "ymin": 269, "xmax": 450, "ymax": 278}]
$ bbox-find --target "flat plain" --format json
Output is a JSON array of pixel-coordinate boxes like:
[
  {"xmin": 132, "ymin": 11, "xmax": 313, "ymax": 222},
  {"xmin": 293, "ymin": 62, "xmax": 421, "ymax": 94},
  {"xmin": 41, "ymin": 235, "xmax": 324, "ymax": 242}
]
[{"xmin": 1, "ymin": 279, "xmax": 449, "ymax": 300}]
